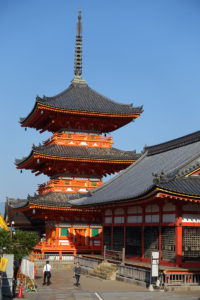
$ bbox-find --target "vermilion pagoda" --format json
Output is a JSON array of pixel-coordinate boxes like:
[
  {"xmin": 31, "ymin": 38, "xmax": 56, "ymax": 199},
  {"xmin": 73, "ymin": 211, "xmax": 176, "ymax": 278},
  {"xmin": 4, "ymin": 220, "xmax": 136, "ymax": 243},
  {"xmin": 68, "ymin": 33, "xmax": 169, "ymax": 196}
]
[{"xmin": 13, "ymin": 11, "xmax": 143, "ymax": 256}]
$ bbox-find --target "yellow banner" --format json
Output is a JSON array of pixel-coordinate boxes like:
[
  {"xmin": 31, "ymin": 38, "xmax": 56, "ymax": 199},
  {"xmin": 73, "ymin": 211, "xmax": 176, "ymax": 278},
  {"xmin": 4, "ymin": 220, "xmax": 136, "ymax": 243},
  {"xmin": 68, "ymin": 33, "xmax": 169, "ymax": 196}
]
[{"xmin": 0, "ymin": 257, "xmax": 9, "ymax": 272}]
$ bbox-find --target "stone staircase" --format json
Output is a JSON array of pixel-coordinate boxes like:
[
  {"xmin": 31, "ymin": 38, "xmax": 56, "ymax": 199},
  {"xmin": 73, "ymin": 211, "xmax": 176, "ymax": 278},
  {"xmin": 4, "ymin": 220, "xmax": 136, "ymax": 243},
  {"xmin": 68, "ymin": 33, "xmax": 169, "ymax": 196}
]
[{"xmin": 89, "ymin": 261, "xmax": 118, "ymax": 280}]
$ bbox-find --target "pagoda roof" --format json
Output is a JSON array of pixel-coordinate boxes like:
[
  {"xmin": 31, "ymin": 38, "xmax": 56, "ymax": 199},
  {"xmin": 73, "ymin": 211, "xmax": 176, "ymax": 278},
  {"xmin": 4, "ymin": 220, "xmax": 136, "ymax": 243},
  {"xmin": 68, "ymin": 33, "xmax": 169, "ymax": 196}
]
[
  {"xmin": 37, "ymin": 83, "xmax": 142, "ymax": 115},
  {"xmin": 15, "ymin": 143, "xmax": 140, "ymax": 176},
  {"xmin": 16, "ymin": 144, "xmax": 139, "ymax": 165},
  {"xmin": 70, "ymin": 130, "xmax": 200, "ymax": 206},
  {"xmin": 8, "ymin": 192, "xmax": 85, "ymax": 210},
  {"xmin": 20, "ymin": 82, "xmax": 143, "ymax": 133}
]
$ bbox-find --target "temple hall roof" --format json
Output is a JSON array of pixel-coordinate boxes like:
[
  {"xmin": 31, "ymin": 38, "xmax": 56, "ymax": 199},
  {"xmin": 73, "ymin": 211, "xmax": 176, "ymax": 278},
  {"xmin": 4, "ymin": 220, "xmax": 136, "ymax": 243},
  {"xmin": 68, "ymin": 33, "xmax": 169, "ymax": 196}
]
[
  {"xmin": 158, "ymin": 177, "xmax": 200, "ymax": 197},
  {"xmin": 70, "ymin": 131, "xmax": 200, "ymax": 206}
]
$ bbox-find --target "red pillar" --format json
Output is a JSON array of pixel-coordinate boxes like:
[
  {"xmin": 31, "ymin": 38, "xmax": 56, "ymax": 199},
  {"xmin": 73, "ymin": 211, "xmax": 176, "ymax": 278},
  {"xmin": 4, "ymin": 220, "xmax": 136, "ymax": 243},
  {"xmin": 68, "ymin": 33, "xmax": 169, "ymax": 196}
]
[
  {"xmin": 111, "ymin": 208, "xmax": 114, "ymax": 250},
  {"xmin": 159, "ymin": 203, "xmax": 162, "ymax": 263},
  {"xmin": 123, "ymin": 207, "xmax": 127, "ymax": 249},
  {"xmin": 175, "ymin": 203, "xmax": 182, "ymax": 266},
  {"xmin": 141, "ymin": 205, "xmax": 145, "ymax": 260}
]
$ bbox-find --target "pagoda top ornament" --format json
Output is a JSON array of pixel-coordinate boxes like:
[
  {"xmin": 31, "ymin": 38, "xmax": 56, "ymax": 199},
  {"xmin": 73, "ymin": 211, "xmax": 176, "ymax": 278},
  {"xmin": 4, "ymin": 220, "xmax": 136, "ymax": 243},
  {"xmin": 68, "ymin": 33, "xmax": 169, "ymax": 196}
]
[{"xmin": 71, "ymin": 10, "xmax": 86, "ymax": 85}]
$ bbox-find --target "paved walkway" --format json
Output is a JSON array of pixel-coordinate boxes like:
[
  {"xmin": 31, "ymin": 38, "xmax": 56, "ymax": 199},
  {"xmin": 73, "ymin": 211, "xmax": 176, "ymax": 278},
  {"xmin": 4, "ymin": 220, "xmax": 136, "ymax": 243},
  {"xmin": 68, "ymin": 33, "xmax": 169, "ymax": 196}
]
[{"xmin": 13, "ymin": 269, "xmax": 200, "ymax": 300}]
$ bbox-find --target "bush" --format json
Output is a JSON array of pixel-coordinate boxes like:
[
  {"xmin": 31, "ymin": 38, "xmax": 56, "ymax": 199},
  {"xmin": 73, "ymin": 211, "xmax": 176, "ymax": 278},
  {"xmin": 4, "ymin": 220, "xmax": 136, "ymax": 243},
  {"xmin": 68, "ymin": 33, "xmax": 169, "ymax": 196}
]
[{"xmin": 0, "ymin": 229, "xmax": 39, "ymax": 259}]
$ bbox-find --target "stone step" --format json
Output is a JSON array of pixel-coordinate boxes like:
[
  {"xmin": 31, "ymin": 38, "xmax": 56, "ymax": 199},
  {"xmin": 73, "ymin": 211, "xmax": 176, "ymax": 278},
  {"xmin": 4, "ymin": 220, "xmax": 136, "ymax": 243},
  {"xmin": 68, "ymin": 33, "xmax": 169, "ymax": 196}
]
[{"xmin": 89, "ymin": 261, "xmax": 117, "ymax": 280}]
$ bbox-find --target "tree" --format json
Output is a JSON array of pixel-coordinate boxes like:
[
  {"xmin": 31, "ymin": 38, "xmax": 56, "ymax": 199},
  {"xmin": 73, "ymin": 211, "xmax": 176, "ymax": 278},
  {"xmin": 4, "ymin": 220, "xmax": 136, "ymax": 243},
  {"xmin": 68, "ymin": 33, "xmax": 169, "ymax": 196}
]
[{"xmin": 0, "ymin": 229, "xmax": 39, "ymax": 259}]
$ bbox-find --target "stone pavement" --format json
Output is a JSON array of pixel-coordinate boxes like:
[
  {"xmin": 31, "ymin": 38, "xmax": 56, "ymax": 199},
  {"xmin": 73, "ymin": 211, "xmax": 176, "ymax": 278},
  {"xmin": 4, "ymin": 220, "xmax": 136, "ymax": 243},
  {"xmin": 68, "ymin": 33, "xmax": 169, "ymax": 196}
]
[{"xmin": 13, "ymin": 269, "xmax": 200, "ymax": 300}]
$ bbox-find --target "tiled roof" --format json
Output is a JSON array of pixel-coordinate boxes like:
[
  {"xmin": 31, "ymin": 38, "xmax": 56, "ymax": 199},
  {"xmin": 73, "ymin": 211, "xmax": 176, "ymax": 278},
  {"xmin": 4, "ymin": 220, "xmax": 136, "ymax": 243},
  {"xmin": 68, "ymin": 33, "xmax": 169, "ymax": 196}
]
[
  {"xmin": 5, "ymin": 199, "xmax": 33, "ymax": 225},
  {"xmin": 9, "ymin": 192, "xmax": 83, "ymax": 209},
  {"xmin": 146, "ymin": 131, "xmax": 200, "ymax": 156},
  {"xmin": 158, "ymin": 177, "xmax": 200, "ymax": 196},
  {"xmin": 70, "ymin": 131, "xmax": 200, "ymax": 206},
  {"xmin": 35, "ymin": 83, "xmax": 143, "ymax": 115},
  {"xmin": 16, "ymin": 144, "xmax": 140, "ymax": 165}
]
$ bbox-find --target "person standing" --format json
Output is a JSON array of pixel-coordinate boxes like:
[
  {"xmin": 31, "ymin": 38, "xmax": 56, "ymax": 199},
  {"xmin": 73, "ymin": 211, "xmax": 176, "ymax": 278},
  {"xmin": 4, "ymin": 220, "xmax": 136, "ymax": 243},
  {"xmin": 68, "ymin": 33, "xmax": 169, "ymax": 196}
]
[
  {"xmin": 43, "ymin": 260, "xmax": 51, "ymax": 285},
  {"xmin": 74, "ymin": 262, "xmax": 81, "ymax": 286}
]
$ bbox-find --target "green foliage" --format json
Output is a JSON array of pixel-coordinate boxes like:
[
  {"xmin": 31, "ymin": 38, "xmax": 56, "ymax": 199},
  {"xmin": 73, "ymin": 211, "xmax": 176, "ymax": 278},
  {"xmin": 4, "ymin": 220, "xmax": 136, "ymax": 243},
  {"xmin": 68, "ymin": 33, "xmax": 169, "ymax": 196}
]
[
  {"xmin": 0, "ymin": 229, "xmax": 39, "ymax": 259},
  {"xmin": 0, "ymin": 229, "xmax": 11, "ymax": 250}
]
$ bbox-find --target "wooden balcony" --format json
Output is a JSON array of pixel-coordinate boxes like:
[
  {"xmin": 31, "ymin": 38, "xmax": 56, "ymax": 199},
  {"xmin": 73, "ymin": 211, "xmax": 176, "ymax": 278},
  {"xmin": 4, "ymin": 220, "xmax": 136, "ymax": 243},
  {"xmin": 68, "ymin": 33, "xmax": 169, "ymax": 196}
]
[
  {"xmin": 38, "ymin": 178, "xmax": 103, "ymax": 195},
  {"xmin": 44, "ymin": 132, "xmax": 113, "ymax": 148}
]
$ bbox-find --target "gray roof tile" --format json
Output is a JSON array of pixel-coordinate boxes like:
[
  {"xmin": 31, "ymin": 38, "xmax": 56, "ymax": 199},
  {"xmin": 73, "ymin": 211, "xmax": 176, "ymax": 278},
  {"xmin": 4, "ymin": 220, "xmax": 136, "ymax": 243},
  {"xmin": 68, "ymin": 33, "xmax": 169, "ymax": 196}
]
[
  {"xmin": 159, "ymin": 177, "xmax": 200, "ymax": 196},
  {"xmin": 16, "ymin": 144, "xmax": 140, "ymax": 165},
  {"xmin": 37, "ymin": 83, "xmax": 143, "ymax": 115}
]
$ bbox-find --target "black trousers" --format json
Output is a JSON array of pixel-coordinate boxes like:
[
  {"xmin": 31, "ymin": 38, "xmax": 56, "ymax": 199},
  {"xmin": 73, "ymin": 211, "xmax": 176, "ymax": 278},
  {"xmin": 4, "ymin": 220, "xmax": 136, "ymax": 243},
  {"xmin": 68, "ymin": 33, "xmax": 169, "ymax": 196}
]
[
  {"xmin": 75, "ymin": 274, "xmax": 80, "ymax": 285},
  {"xmin": 43, "ymin": 271, "xmax": 51, "ymax": 284}
]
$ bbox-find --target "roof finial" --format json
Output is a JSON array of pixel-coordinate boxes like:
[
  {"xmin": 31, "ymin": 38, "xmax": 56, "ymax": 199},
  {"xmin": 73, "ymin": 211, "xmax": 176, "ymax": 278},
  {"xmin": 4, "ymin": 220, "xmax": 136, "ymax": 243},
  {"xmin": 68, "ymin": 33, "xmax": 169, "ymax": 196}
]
[
  {"xmin": 74, "ymin": 10, "xmax": 82, "ymax": 77},
  {"xmin": 71, "ymin": 10, "xmax": 86, "ymax": 85}
]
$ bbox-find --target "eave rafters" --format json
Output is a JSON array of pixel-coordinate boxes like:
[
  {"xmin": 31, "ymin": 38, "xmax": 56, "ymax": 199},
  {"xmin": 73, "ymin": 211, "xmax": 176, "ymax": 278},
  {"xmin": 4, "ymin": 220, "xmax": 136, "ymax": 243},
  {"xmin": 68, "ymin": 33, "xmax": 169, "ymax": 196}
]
[
  {"xmin": 155, "ymin": 188, "xmax": 200, "ymax": 202},
  {"xmin": 38, "ymin": 104, "xmax": 141, "ymax": 118},
  {"xmin": 17, "ymin": 152, "xmax": 135, "ymax": 176},
  {"xmin": 21, "ymin": 103, "xmax": 140, "ymax": 133},
  {"xmin": 186, "ymin": 167, "xmax": 200, "ymax": 177},
  {"xmin": 14, "ymin": 203, "xmax": 101, "ymax": 214}
]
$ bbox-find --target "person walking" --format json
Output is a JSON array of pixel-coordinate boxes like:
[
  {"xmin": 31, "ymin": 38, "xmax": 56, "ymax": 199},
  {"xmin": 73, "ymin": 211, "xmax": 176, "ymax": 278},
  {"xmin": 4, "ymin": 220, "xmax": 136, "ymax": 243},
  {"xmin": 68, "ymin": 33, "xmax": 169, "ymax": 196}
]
[
  {"xmin": 43, "ymin": 260, "xmax": 51, "ymax": 285},
  {"xmin": 74, "ymin": 262, "xmax": 81, "ymax": 286}
]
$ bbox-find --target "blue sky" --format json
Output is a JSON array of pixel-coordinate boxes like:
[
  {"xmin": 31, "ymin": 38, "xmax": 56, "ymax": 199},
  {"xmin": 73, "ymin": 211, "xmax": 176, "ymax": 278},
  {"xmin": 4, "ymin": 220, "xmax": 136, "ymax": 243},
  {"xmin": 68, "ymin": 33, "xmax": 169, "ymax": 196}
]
[{"xmin": 0, "ymin": 0, "xmax": 199, "ymax": 210}]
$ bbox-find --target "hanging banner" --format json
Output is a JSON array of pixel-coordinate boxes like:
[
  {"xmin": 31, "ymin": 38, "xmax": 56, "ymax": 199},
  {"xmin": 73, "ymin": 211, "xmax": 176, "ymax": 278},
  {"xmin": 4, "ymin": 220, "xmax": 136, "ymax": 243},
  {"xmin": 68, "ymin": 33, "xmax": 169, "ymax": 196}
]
[
  {"xmin": 151, "ymin": 251, "xmax": 159, "ymax": 277},
  {"xmin": 21, "ymin": 259, "xmax": 34, "ymax": 279},
  {"xmin": 0, "ymin": 257, "xmax": 9, "ymax": 272}
]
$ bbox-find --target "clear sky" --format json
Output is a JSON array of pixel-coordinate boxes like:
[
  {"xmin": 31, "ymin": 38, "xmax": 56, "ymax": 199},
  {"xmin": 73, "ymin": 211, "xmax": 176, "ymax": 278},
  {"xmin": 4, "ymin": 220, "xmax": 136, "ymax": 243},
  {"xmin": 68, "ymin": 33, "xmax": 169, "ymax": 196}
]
[{"xmin": 0, "ymin": 0, "xmax": 200, "ymax": 211}]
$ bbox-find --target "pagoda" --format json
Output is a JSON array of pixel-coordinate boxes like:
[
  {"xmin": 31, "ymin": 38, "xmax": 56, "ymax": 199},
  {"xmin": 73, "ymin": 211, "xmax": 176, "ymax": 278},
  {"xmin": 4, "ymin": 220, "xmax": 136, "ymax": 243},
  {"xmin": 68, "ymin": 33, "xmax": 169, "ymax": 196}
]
[{"xmin": 13, "ymin": 11, "xmax": 143, "ymax": 256}]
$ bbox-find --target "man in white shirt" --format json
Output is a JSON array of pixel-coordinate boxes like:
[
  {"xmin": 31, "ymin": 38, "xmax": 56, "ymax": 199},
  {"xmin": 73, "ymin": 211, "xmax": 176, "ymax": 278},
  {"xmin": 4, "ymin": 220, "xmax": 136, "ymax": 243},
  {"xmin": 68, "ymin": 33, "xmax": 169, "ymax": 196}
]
[{"xmin": 43, "ymin": 260, "xmax": 51, "ymax": 285}]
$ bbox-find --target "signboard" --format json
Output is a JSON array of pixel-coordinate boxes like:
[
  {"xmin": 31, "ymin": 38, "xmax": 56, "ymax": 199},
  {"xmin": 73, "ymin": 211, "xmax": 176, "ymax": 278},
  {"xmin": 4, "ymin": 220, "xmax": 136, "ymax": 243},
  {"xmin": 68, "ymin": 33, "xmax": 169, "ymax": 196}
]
[
  {"xmin": 151, "ymin": 251, "xmax": 159, "ymax": 277},
  {"xmin": 2, "ymin": 254, "xmax": 14, "ymax": 298},
  {"xmin": 0, "ymin": 257, "xmax": 8, "ymax": 272}
]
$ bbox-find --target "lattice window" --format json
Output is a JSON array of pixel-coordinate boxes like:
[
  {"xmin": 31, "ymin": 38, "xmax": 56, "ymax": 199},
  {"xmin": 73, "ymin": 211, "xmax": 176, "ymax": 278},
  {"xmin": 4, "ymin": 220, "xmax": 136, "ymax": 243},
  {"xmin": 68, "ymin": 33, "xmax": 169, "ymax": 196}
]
[
  {"xmin": 145, "ymin": 204, "xmax": 159, "ymax": 213},
  {"xmin": 113, "ymin": 227, "xmax": 124, "ymax": 251},
  {"xmin": 182, "ymin": 203, "xmax": 200, "ymax": 212},
  {"xmin": 161, "ymin": 227, "xmax": 175, "ymax": 262},
  {"xmin": 103, "ymin": 226, "xmax": 111, "ymax": 248},
  {"xmin": 105, "ymin": 209, "xmax": 112, "ymax": 216},
  {"xmin": 114, "ymin": 208, "xmax": 124, "ymax": 215},
  {"xmin": 163, "ymin": 203, "xmax": 175, "ymax": 212},
  {"xmin": 182, "ymin": 227, "xmax": 200, "ymax": 262},
  {"xmin": 126, "ymin": 227, "xmax": 142, "ymax": 257},
  {"xmin": 127, "ymin": 206, "xmax": 142, "ymax": 214},
  {"xmin": 114, "ymin": 216, "xmax": 124, "ymax": 223},
  {"xmin": 144, "ymin": 226, "xmax": 159, "ymax": 258}
]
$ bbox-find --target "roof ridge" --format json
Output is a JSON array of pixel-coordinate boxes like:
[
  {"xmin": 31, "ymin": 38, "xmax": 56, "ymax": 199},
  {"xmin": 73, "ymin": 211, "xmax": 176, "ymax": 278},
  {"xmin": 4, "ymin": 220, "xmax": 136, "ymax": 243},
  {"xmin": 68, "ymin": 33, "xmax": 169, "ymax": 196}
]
[{"xmin": 146, "ymin": 131, "xmax": 200, "ymax": 156}]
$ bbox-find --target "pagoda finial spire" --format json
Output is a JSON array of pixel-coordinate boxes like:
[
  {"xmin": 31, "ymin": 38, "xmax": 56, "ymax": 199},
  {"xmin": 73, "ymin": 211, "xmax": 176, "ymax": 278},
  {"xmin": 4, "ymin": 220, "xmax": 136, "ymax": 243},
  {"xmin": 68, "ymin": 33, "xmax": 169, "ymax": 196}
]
[
  {"xmin": 74, "ymin": 10, "xmax": 82, "ymax": 77},
  {"xmin": 71, "ymin": 10, "xmax": 86, "ymax": 84}
]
